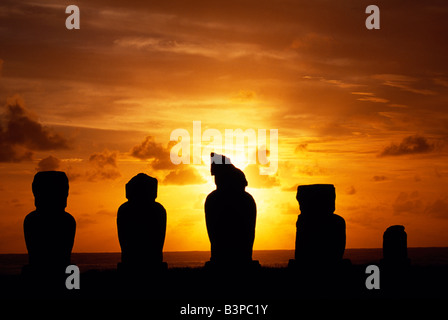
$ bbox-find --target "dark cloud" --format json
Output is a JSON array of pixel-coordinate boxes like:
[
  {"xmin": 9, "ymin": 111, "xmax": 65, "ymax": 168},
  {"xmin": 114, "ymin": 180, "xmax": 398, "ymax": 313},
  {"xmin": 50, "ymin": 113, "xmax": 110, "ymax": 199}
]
[
  {"xmin": 130, "ymin": 136, "xmax": 176, "ymax": 170},
  {"xmin": 36, "ymin": 155, "xmax": 61, "ymax": 171},
  {"xmin": 162, "ymin": 166, "xmax": 206, "ymax": 185},
  {"xmin": 379, "ymin": 135, "xmax": 434, "ymax": 157},
  {"xmin": 89, "ymin": 151, "xmax": 118, "ymax": 168},
  {"xmin": 0, "ymin": 97, "xmax": 69, "ymax": 162},
  {"xmin": 87, "ymin": 149, "xmax": 121, "ymax": 181},
  {"xmin": 372, "ymin": 175, "xmax": 387, "ymax": 182},
  {"xmin": 130, "ymin": 135, "xmax": 166, "ymax": 159}
]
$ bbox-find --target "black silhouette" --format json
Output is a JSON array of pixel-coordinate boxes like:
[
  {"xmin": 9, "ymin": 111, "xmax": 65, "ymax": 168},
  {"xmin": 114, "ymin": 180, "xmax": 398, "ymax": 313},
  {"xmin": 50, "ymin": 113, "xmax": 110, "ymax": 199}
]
[
  {"xmin": 204, "ymin": 153, "xmax": 257, "ymax": 267},
  {"xmin": 380, "ymin": 225, "xmax": 411, "ymax": 294},
  {"xmin": 382, "ymin": 225, "xmax": 410, "ymax": 266},
  {"xmin": 291, "ymin": 184, "xmax": 346, "ymax": 266},
  {"xmin": 117, "ymin": 173, "xmax": 167, "ymax": 271},
  {"xmin": 23, "ymin": 171, "xmax": 76, "ymax": 275}
]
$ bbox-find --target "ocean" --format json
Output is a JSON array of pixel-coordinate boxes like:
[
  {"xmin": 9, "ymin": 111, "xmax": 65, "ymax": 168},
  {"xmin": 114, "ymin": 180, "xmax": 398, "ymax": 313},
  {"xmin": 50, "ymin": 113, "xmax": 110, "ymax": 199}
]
[{"xmin": 1, "ymin": 248, "xmax": 448, "ymax": 275}]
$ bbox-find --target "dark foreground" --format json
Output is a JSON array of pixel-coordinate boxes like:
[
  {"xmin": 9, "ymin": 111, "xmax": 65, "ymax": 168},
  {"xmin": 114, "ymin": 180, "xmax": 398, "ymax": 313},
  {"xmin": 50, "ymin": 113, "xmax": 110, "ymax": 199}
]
[{"xmin": 1, "ymin": 262, "xmax": 448, "ymax": 301}]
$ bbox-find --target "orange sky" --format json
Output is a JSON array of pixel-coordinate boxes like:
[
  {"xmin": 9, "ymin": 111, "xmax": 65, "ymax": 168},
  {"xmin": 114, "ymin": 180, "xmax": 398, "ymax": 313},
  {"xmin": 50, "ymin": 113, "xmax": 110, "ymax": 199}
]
[{"xmin": 1, "ymin": 0, "xmax": 448, "ymax": 253}]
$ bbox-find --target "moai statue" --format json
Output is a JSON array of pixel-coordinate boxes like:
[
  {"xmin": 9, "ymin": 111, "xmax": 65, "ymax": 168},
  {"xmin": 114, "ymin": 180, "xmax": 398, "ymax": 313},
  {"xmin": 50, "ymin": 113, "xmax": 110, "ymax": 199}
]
[
  {"xmin": 382, "ymin": 225, "xmax": 410, "ymax": 266},
  {"xmin": 23, "ymin": 171, "xmax": 76, "ymax": 276},
  {"xmin": 290, "ymin": 184, "xmax": 346, "ymax": 267},
  {"xmin": 117, "ymin": 173, "xmax": 167, "ymax": 272},
  {"xmin": 380, "ymin": 225, "xmax": 411, "ymax": 294},
  {"xmin": 204, "ymin": 153, "xmax": 258, "ymax": 270}
]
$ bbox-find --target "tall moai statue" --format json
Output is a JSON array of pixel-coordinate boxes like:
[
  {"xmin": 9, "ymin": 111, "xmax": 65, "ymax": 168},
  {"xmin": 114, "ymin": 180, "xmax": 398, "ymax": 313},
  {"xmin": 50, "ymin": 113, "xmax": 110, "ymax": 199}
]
[
  {"xmin": 204, "ymin": 153, "xmax": 258, "ymax": 269},
  {"xmin": 290, "ymin": 184, "xmax": 346, "ymax": 267},
  {"xmin": 23, "ymin": 171, "xmax": 76, "ymax": 276},
  {"xmin": 117, "ymin": 173, "xmax": 167, "ymax": 272}
]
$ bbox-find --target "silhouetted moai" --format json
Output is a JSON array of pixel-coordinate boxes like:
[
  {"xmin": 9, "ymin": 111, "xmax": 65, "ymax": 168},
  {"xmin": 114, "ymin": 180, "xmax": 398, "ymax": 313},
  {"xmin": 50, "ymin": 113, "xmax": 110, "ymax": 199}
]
[
  {"xmin": 382, "ymin": 225, "xmax": 409, "ymax": 266},
  {"xmin": 204, "ymin": 153, "xmax": 258, "ymax": 270},
  {"xmin": 380, "ymin": 225, "xmax": 410, "ymax": 294},
  {"xmin": 117, "ymin": 173, "xmax": 167, "ymax": 273},
  {"xmin": 23, "ymin": 171, "xmax": 76, "ymax": 281},
  {"xmin": 290, "ymin": 184, "xmax": 346, "ymax": 267},
  {"xmin": 287, "ymin": 184, "xmax": 349, "ymax": 296}
]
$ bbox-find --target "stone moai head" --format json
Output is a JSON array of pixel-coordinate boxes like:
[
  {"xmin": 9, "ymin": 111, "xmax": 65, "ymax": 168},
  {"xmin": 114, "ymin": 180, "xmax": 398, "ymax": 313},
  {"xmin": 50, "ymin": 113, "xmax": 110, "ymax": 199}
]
[
  {"xmin": 210, "ymin": 153, "xmax": 247, "ymax": 191},
  {"xmin": 383, "ymin": 225, "xmax": 408, "ymax": 262},
  {"xmin": 32, "ymin": 171, "xmax": 69, "ymax": 211},
  {"xmin": 296, "ymin": 184, "xmax": 336, "ymax": 215},
  {"xmin": 125, "ymin": 173, "xmax": 158, "ymax": 202}
]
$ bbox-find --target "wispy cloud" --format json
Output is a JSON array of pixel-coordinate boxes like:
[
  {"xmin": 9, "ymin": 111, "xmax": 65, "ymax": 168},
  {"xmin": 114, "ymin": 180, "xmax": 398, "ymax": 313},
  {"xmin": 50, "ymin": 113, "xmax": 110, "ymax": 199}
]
[
  {"xmin": 357, "ymin": 96, "xmax": 390, "ymax": 104},
  {"xmin": 374, "ymin": 74, "xmax": 437, "ymax": 96},
  {"xmin": 114, "ymin": 36, "xmax": 290, "ymax": 60},
  {"xmin": 351, "ymin": 91, "xmax": 390, "ymax": 104}
]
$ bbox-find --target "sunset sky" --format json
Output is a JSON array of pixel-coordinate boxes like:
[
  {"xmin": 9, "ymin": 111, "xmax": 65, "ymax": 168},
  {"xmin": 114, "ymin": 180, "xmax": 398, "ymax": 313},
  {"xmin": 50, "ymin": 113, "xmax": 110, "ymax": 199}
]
[{"xmin": 1, "ymin": 0, "xmax": 448, "ymax": 253}]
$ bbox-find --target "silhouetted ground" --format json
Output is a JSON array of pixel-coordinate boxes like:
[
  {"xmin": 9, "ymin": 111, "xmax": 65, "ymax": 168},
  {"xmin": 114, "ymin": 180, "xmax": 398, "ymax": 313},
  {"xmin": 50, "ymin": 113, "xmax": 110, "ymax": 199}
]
[{"xmin": 1, "ymin": 263, "xmax": 448, "ymax": 300}]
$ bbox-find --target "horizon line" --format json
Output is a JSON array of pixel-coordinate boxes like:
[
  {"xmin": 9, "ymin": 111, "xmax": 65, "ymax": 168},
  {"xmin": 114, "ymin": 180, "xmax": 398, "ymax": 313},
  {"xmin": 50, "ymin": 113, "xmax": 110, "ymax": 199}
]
[{"xmin": 2, "ymin": 246, "xmax": 448, "ymax": 255}]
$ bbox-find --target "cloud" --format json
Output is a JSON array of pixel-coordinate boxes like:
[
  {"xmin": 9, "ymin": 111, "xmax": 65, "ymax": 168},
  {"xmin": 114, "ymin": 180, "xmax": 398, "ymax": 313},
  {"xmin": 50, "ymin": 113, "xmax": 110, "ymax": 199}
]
[
  {"xmin": 425, "ymin": 197, "xmax": 448, "ymax": 219},
  {"xmin": 131, "ymin": 136, "xmax": 207, "ymax": 185},
  {"xmin": 392, "ymin": 192, "xmax": 448, "ymax": 219},
  {"xmin": 433, "ymin": 77, "xmax": 448, "ymax": 88},
  {"xmin": 89, "ymin": 150, "xmax": 118, "ymax": 168},
  {"xmin": 346, "ymin": 185, "xmax": 356, "ymax": 195},
  {"xmin": 130, "ymin": 136, "xmax": 175, "ymax": 170},
  {"xmin": 36, "ymin": 155, "xmax": 61, "ymax": 171},
  {"xmin": 0, "ymin": 96, "xmax": 69, "ymax": 162},
  {"xmin": 291, "ymin": 32, "xmax": 332, "ymax": 50},
  {"xmin": 295, "ymin": 143, "xmax": 308, "ymax": 153},
  {"xmin": 162, "ymin": 166, "xmax": 206, "ymax": 185},
  {"xmin": 357, "ymin": 96, "xmax": 389, "ymax": 104},
  {"xmin": 86, "ymin": 149, "xmax": 121, "ymax": 181},
  {"xmin": 231, "ymin": 90, "xmax": 257, "ymax": 102},
  {"xmin": 379, "ymin": 135, "xmax": 434, "ymax": 157},
  {"xmin": 114, "ymin": 36, "xmax": 287, "ymax": 61},
  {"xmin": 374, "ymin": 74, "xmax": 437, "ymax": 96},
  {"xmin": 372, "ymin": 175, "xmax": 387, "ymax": 182},
  {"xmin": 303, "ymin": 76, "xmax": 361, "ymax": 89},
  {"xmin": 393, "ymin": 191, "xmax": 423, "ymax": 215}
]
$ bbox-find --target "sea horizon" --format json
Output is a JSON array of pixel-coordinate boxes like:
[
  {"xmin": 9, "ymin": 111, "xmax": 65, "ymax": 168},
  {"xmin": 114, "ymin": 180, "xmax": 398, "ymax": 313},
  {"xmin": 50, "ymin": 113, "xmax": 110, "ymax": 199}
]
[{"xmin": 1, "ymin": 247, "xmax": 448, "ymax": 275}]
